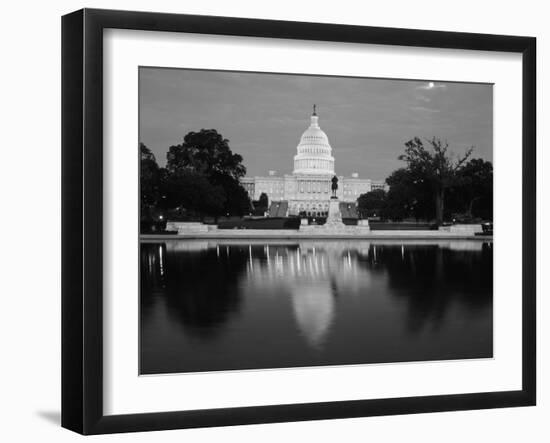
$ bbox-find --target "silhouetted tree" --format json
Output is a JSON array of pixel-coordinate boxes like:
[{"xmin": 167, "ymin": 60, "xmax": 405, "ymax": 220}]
[
  {"xmin": 140, "ymin": 143, "xmax": 161, "ymax": 218},
  {"xmin": 252, "ymin": 192, "xmax": 269, "ymax": 216},
  {"xmin": 384, "ymin": 168, "xmax": 434, "ymax": 221},
  {"xmin": 210, "ymin": 172, "xmax": 252, "ymax": 216},
  {"xmin": 163, "ymin": 129, "xmax": 250, "ymax": 217},
  {"xmin": 447, "ymin": 158, "xmax": 493, "ymax": 220},
  {"xmin": 166, "ymin": 129, "xmax": 246, "ymax": 180},
  {"xmin": 357, "ymin": 189, "xmax": 387, "ymax": 218},
  {"xmin": 259, "ymin": 192, "xmax": 269, "ymax": 209},
  {"xmin": 399, "ymin": 137, "xmax": 473, "ymax": 224},
  {"xmin": 160, "ymin": 170, "xmax": 226, "ymax": 217}
]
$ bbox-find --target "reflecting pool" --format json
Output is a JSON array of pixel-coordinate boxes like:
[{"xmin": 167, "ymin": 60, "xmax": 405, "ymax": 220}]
[{"xmin": 140, "ymin": 240, "xmax": 493, "ymax": 374}]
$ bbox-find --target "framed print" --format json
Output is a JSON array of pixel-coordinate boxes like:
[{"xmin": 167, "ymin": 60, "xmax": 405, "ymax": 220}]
[{"xmin": 61, "ymin": 8, "xmax": 536, "ymax": 435}]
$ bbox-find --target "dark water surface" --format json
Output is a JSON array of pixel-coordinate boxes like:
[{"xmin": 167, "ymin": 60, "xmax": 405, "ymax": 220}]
[{"xmin": 140, "ymin": 240, "xmax": 493, "ymax": 374}]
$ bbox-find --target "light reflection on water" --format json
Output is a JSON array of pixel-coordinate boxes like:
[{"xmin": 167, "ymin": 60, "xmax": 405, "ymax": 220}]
[{"xmin": 140, "ymin": 240, "xmax": 493, "ymax": 374}]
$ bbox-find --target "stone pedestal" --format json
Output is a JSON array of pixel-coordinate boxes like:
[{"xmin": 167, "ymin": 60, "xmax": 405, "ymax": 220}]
[
  {"xmin": 325, "ymin": 198, "xmax": 345, "ymax": 228},
  {"xmin": 298, "ymin": 198, "xmax": 370, "ymax": 234}
]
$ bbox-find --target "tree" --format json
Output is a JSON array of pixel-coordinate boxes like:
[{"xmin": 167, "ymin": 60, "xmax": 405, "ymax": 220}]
[
  {"xmin": 166, "ymin": 129, "xmax": 246, "ymax": 180},
  {"xmin": 164, "ymin": 129, "xmax": 250, "ymax": 217},
  {"xmin": 160, "ymin": 170, "xmax": 226, "ymax": 217},
  {"xmin": 252, "ymin": 192, "xmax": 269, "ymax": 216},
  {"xmin": 140, "ymin": 143, "xmax": 160, "ymax": 218},
  {"xmin": 210, "ymin": 172, "xmax": 252, "ymax": 216},
  {"xmin": 258, "ymin": 192, "xmax": 269, "ymax": 209},
  {"xmin": 384, "ymin": 168, "xmax": 434, "ymax": 221},
  {"xmin": 451, "ymin": 158, "xmax": 493, "ymax": 219},
  {"xmin": 399, "ymin": 137, "xmax": 473, "ymax": 224},
  {"xmin": 357, "ymin": 189, "xmax": 387, "ymax": 218}
]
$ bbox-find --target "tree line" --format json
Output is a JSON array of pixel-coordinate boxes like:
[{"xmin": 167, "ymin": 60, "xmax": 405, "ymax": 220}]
[
  {"xmin": 357, "ymin": 137, "xmax": 493, "ymax": 224},
  {"xmin": 142, "ymin": 129, "xmax": 493, "ymax": 225},
  {"xmin": 141, "ymin": 129, "xmax": 251, "ymax": 222}
]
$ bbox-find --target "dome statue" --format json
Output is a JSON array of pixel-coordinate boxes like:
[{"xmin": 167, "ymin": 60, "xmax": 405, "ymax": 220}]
[{"xmin": 293, "ymin": 105, "xmax": 335, "ymax": 175}]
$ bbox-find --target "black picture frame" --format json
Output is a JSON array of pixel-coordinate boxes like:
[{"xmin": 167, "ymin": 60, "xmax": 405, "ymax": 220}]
[{"xmin": 62, "ymin": 8, "xmax": 536, "ymax": 435}]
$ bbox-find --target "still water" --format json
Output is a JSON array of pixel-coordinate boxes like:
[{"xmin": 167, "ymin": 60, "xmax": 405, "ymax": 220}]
[{"xmin": 140, "ymin": 240, "xmax": 493, "ymax": 374}]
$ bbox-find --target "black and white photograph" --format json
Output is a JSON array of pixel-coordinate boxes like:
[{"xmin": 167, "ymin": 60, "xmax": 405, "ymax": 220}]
[
  {"xmin": 139, "ymin": 68, "xmax": 494, "ymax": 375},
  {"xmin": 0, "ymin": 0, "xmax": 544, "ymax": 439}
]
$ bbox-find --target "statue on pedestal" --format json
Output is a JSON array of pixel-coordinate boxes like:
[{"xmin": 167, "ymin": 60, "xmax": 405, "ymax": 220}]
[{"xmin": 331, "ymin": 175, "xmax": 338, "ymax": 199}]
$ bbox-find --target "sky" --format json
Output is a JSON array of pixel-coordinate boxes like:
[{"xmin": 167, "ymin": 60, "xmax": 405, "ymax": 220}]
[{"xmin": 139, "ymin": 68, "xmax": 493, "ymax": 181}]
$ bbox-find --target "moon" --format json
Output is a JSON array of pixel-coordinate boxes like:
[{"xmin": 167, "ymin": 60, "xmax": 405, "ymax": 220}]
[{"xmin": 428, "ymin": 82, "xmax": 435, "ymax": 88}]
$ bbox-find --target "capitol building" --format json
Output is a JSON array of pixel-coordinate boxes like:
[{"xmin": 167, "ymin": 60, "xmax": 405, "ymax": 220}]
[{"xmin": 241, "ymin": 108, "xmax": 386, "ymax": 217}]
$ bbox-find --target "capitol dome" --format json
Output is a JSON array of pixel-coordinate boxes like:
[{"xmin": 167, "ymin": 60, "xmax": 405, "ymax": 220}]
[{"xmin": 293, "ymin": 107, "xmax": 335, "ymax": 175}]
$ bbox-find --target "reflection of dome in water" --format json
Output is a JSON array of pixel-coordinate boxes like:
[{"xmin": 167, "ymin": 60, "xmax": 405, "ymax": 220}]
[{"xmin": 290, "ymin": 282, "xmax": 334, "ymax": 349}]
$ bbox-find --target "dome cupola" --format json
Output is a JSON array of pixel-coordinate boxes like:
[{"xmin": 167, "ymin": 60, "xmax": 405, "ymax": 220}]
[{"xmin": 293, "ymin": 105, "xmax": 335, "ymax": 175}]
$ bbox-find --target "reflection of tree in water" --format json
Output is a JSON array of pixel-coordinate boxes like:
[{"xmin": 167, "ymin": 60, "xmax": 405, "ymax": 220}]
[
  {"xmin": 356, "ymin": 243, "xmax": 492, "ymax": 333},
  {"xmin": 140, "ymin": 243, "xmax": 248, "ymax": 339}
]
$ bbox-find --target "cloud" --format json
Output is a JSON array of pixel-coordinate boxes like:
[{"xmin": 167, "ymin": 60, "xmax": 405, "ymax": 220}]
[
  {"xmin": 410, "ymin": 106, "xmax": 441, "ymax": 113},
  {"xmin": 416, "ymin": 82, "xmax": 447, "ymax": 91},
  {"xmin": 416, "ymin": 94, "xmax": 431, "ymax": 103}
]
